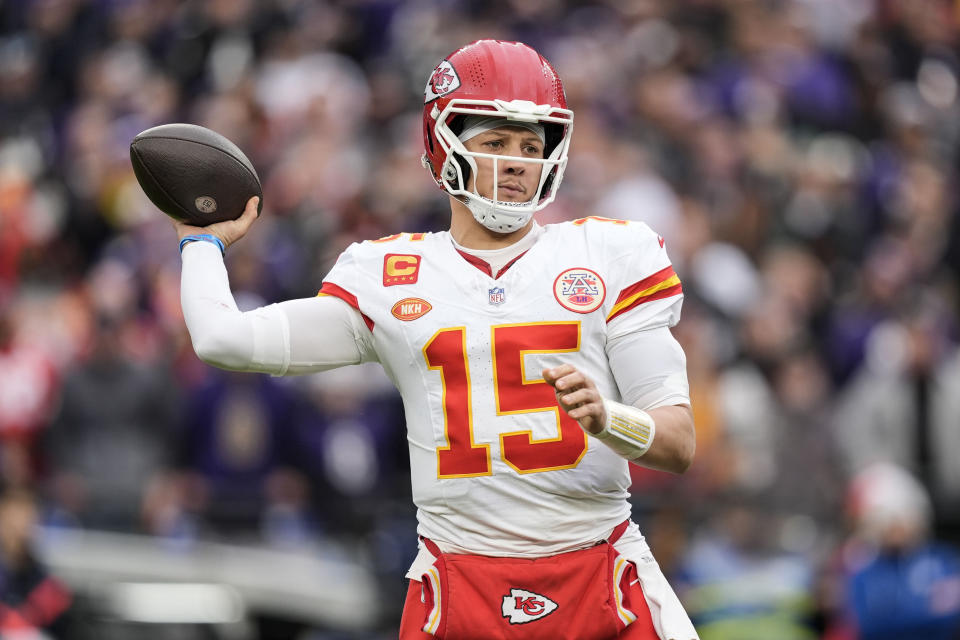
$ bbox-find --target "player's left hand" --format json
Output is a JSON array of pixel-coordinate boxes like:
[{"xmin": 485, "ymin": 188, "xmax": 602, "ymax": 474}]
[{"xmin": 543, "ymin": 364, "xmax": 606, "ymax": 435}]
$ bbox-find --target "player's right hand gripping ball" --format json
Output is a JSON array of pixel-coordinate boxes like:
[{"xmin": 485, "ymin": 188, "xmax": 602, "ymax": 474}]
[{"xmin": 130, "ymin": 123, "xmax": 263, "ymax": 225}]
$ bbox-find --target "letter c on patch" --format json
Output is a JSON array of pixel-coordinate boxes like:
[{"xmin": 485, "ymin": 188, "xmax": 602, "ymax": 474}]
[
  {"xmin": 386, "ymin": 255, "xmax": 417, "ymax": 276},
  {"xmin": 383, "ymin": 254, "xmax": 421, "ymax": 286}
]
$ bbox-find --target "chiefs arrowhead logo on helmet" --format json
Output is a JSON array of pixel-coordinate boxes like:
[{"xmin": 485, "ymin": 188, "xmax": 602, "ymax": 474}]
[{"xmin": 424, "ymin": 60, "xmax": 461, "ymax": 103}]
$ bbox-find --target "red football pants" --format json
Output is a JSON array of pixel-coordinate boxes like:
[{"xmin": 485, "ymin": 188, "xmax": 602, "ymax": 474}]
[{"xmin": 399, "ymin": 578, "xmax": 660, "ymax": 640}]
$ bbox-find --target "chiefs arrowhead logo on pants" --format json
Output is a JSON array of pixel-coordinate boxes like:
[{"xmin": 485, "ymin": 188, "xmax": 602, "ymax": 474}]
[{"xmin": 501, "ymin": 588, "xmax": 559, "ymax": 624}]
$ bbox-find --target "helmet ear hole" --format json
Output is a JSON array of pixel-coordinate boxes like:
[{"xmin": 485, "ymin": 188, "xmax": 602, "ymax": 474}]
[
  {"xmin": 443, "ymin": 152, "xmax": 472, "ymax": 190},
  {"xmin": 442, "ymin": 161, "xmax": 457, "ymax": 182}
]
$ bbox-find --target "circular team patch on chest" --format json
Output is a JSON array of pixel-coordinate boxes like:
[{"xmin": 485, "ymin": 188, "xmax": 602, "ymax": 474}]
[{"xmin": 553, "ymin": 268, "xmax": 606, "ymax": 314}]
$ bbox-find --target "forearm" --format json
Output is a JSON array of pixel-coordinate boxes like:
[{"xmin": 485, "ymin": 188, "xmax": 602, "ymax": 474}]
[
  {"xmin": 181, "ymin": 241, "xmax": 259, "ymax": 370},
  {"xmin": 180, "ymin": 241, "xmax": 372, "ymax": 374},
  {"xmin": 632, "ymin": 404, "xmax": 695, "ymax": 473},
  {"xmin": 584, "ymin": 399, "xmax": 694, "ymax": 474},
  {"xmin": 546, "ymin": 369, "xmax": 696, "ymax": 475}
]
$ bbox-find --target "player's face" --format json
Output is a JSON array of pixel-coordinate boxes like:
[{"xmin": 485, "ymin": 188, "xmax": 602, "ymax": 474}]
[{"xmin": 463, "ymin": 126, "xmax": 545, "ymax": 203}]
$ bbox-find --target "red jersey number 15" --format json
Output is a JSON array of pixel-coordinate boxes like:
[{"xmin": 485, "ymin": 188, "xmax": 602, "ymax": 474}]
[{"xmin": 423, "ymin": 322, "xmax": 588, "ymax": 478}]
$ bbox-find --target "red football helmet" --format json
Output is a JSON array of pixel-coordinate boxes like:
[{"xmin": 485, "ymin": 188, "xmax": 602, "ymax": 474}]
[{"xmin": 421, "ymin": 40, "xmax": 574, "ymax": 233}]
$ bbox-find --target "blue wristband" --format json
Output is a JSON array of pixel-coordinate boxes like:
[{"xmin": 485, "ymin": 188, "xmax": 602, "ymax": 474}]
[{"xmin": 179, "ymin": 234, "xmax": 226, "ymax": 256}]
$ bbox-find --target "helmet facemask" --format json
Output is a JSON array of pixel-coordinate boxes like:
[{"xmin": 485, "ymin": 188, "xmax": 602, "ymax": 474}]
[{"xmin": 429, "ymin": 99, "xmax": 574, "ymax": 234}]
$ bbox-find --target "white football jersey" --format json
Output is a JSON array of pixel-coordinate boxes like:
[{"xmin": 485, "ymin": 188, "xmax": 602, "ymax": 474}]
[{"xmin": 320, "ymin": 217, "xmax": 684, "ymax": 556}]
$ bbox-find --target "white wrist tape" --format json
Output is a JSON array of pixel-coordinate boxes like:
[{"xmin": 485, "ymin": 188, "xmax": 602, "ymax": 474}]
[{"xmin": 592, "ymin": 399, "xmax": 656, "ymax": 460}]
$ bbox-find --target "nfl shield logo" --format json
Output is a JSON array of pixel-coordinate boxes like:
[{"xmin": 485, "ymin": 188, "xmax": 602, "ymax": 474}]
[{"xmin": 488, "ymin": 286, "xmax": 505, "ymax": 306}]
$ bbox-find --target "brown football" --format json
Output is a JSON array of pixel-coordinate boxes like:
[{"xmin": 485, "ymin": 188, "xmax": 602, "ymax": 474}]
[{"xmin": 130, "ymin": 123, "xmax": 262, "ymax": 225}]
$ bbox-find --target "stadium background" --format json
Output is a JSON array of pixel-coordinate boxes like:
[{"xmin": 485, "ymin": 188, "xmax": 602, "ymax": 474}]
[{"xmin": 1, "ymin": 0, "xmax": 959, "ymax": 638}]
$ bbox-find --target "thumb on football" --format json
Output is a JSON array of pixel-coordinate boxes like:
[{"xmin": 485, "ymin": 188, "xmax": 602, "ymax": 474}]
[{"xmin": 220, "ymin": 195, "xmax": 260, "ymax": 245}]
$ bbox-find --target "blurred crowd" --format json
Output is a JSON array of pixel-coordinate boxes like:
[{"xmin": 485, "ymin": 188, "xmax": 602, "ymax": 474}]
[{"xmin": 1, "ymin": 0, "xmax": 959, "ymax": 637}]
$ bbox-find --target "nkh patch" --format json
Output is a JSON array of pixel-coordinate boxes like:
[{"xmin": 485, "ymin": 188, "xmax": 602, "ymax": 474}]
[
  {"xmin": 553, "ymin": 267, "xmax": 606, "ymax": 313},
  {"xmin": 501, "ymin": 588, "xmax": 559, "ymax": 624},
  {"xmin": 383, "ymin": 254, "xmax": 421, "ymax": 286},
  {"xmin": 488, "ymin": 286, "xmax": 505, "ymax": 306},
  {"xmin": 424, "ymin": 60, "xmax": 461, "ymax": 103},
  {"xmin": 391, "ymin": 297, "xmax": 431, "ymax": 321}
]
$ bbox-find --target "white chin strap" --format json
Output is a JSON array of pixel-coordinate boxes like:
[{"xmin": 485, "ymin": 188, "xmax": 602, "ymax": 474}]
[{"xmin": 464, "ymin": 194, "xmax": 535, "ymax": 234}]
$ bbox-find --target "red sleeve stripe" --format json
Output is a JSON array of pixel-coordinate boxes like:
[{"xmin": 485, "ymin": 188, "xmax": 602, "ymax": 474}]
[
  {"xmin": 613, "ymin": 265, "xmax": 676, "ymax": 305},
  {"xmin": 607, "ymin": 266, "xmax": 682, "ymax": 322},
  {"xmin": 317, "ymin": 282, "xmax": 375, "ymax": 332}
]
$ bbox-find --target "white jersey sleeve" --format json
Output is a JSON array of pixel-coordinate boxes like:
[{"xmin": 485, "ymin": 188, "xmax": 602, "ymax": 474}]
[
  {"xmin": 318, "ymin": 241, "xmax": 380, "ymax": 332},
  {"xmin": 180, "ymin": 240, "xmax": 375, "ymax": 374},
  {"xmin": 583, "ymin": 220, "xmax": 688, "ymax": 409},
  {"xmin": 603, "ymin": 221, "xmax": 683, "ymax": 340}
]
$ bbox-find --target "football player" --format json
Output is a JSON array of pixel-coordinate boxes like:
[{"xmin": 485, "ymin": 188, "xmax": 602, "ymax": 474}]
[{"xmin": 176, "ymin": 40, "xmax": 699, "ymax": 640}]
